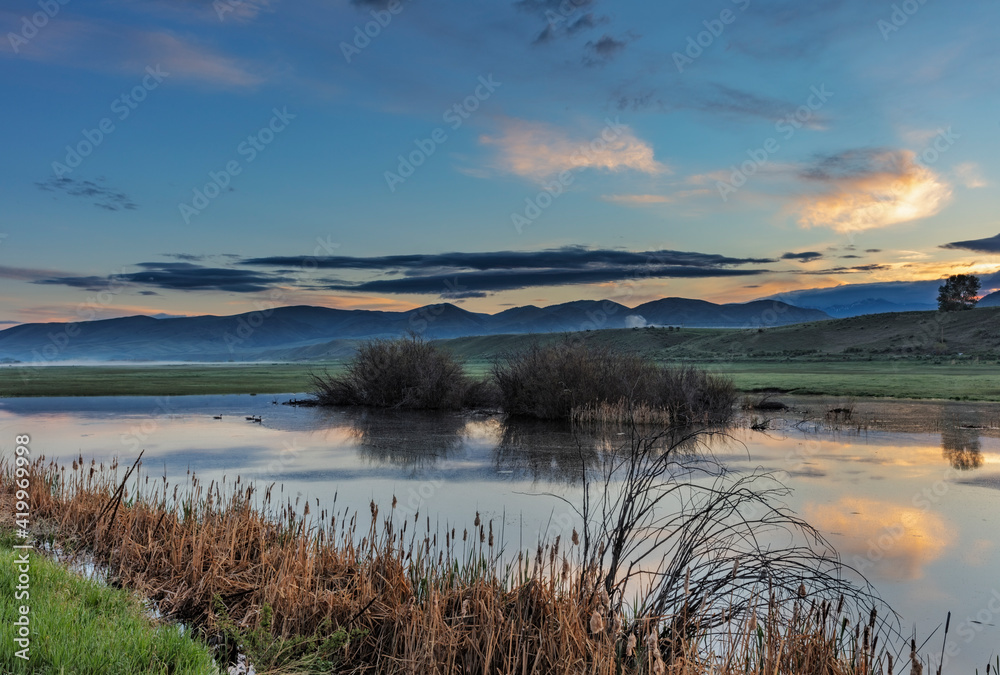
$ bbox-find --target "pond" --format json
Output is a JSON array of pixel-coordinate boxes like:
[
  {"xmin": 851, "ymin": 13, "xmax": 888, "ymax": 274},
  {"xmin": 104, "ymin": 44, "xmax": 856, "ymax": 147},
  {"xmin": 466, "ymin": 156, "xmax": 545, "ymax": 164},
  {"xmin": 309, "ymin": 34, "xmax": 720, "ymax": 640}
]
[{"xmin": 2, "ymin": 394, "xmax": 998, "ymax": 671}]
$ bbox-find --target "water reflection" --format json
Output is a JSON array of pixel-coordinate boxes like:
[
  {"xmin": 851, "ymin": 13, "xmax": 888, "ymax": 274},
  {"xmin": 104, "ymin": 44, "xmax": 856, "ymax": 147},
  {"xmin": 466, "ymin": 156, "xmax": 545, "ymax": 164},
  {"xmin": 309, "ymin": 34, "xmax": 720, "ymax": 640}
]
[
  {"xmin": 333, "ymin": 408, "xmax": 473, "ymax": 470},
  {"xmin": 803, "ymin": 497, "xmax": 954, "ymax": 582},
  {"xmin": 2, "ymin": 394, "xmax": 999, "ymax": 672},
  {"xmin": 941, "ymin": 415, "xmax": 984, "ymax": 471}
]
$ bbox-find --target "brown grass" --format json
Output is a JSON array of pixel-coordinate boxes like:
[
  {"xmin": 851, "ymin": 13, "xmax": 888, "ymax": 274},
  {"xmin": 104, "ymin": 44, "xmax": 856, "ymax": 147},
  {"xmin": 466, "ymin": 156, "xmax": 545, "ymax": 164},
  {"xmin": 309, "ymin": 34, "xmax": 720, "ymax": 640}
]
[{"xmin": 2, "ymin": 451, "xmax": 901, "ymax": 675}]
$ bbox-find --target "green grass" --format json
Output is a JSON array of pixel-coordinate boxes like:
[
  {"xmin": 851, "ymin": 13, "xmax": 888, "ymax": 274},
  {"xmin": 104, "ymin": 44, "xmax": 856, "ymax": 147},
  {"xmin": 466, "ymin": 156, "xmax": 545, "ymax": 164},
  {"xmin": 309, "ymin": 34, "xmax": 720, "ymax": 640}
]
[
  {"xmin": 0, "ymin": 531, "xmax": 218, "ymax": 675},
  {"xmin": 0, "ymin": 363, "xmax": 326, "ymax": 397}
]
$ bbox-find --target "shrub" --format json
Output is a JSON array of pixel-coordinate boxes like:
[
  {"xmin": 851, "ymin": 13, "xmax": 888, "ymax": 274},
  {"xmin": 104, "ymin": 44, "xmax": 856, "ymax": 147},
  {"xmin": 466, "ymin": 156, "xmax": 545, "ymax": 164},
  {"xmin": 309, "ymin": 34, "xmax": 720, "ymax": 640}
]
[
  {"xmin": 312, "ymin": 335, "xmax": 482, "ymax": 410},
  {"xmin": 491, "ymin": 341, "xmax": 656, "ymax": 419},
  {"xmin": 492, "ymin": 340, "xmax": 736, "ymax": 424}
]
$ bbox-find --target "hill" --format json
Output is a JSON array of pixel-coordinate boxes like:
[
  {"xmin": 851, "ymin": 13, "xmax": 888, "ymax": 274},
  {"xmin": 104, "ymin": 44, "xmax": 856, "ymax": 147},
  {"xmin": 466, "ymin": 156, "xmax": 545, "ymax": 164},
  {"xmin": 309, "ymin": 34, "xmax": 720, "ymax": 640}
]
[
  {"xmin": 0, "ymin": 298, "xmax": 829, "ymax": 363},
  {"xmin": 436, "ymin": 306, "xmax": 1000, "ymax": 364}
]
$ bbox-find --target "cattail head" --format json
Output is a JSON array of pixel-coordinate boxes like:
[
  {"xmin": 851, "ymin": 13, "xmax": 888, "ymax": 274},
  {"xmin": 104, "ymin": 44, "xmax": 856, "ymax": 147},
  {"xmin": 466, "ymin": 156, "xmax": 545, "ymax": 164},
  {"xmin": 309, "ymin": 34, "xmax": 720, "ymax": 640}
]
[
  {"xmin": 589, "ymin": 610, "xmax": 605, "ymax": 635},
  {"xmin": 626, "ymin": 633, "xmax": 636, "ymax": 658},
  {"xmin": 572, "ymin": 529, "xmax": 579, "ymax": 546}
]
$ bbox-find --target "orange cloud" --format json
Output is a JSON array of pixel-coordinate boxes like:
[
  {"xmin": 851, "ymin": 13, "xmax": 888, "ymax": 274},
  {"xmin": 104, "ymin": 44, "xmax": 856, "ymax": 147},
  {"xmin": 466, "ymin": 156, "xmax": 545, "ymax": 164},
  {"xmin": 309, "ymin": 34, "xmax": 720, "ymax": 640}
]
[
  {"xmin": 480, "ymin": 118, "xmax": 668, "ymax": 180},
  {"xmin": 797, "ymin": 149, "xmax": 951, "ymax": 233},
  {"xmin": 600, "ymin": 194, "xmax": 672, "ymax": 205}
]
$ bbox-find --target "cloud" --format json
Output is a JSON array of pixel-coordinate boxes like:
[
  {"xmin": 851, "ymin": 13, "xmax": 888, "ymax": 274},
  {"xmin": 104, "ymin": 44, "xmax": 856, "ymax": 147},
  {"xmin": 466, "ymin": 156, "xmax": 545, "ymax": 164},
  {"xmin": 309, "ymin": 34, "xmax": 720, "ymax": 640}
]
[
  {"xmin": 941, "ymin": 233, "xmax": 1000, "ymax": 253},
  {"xmin": 36, "ymin": 177, "xmax": 137, "ymax": 211},
  {"xmin": 583, "ymin": 33, "xmax": 633, "ymax": 65},
  {"xmin": 247, "ymin": 246, "xmax": 772, "ymax": 296},
  {"xmin": 533, "ymin": 11, "xmax": 607, "ymax": 44},
  {"xmin": 243, "ymin": 247, "xmax": 771, "ymax": 271},
  {"xmin": 795, "ymin": 148, "xmax": 952, "ymax": 233},
  {"xmin": 615, "ymin": 83, "xmax": 829, "ymax": 127},
  {"xmin": 33, "ymin": 262, "xmax": 288, "ymax": 293},
  {"xmin": 600, "ymin": 194, "xmax": 671, "ymax": 206},
  {"xmin": 954, "ymin": 162, "xmax": 987, "ymax": 188},
  {"xmin": 109, "ymin": 0, "xmax": 277, "ymax": 23},
  {"xmin": 0, "ymin": 16, "xmax": 264, "ymax": 88},
  {"xmin": 480, "ymin": 118, "xmax": 667, "ymax": 180},
  {"xmin": 320, "ymin": 265, "xmax": 769, "ymax": 295},
  {"xmin": 781, "ymin": 251, "xmax": 823, "ymax": 261}
]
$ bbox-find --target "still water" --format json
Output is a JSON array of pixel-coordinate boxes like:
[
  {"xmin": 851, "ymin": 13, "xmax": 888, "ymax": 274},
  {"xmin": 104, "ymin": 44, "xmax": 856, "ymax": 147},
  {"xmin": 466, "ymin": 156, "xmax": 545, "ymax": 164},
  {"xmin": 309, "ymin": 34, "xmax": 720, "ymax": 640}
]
[{"xmin": 1, "ymin": 394, "xmax": 998, "ymax": 670}]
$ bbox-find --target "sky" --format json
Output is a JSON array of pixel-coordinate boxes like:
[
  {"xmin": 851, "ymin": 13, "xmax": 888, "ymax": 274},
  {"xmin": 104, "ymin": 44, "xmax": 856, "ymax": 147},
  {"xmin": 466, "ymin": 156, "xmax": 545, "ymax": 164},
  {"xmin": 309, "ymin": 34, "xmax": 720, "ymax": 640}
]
[{"xmin": 1, "ymin": 0, "xmax": 999, "ymax": 324}]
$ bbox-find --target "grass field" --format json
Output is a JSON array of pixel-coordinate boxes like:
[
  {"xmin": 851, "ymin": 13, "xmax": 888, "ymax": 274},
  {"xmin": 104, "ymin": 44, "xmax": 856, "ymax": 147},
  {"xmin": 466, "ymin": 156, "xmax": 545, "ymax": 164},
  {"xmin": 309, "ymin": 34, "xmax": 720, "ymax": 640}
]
[
  {"xmin": 2, "ymin": 356, "xmax": 999, "ymax": 400},
  {"xmin": 0, "ymin": 530, "xmax": 218, "ymax": 674}
]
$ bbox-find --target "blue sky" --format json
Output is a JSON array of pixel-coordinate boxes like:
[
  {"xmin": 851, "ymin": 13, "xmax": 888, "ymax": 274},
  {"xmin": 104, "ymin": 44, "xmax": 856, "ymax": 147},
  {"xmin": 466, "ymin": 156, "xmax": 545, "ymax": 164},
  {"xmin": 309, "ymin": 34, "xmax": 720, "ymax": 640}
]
[{"xmin": 1, "ymin": 0, "xmax": 999, "ymax": 324}]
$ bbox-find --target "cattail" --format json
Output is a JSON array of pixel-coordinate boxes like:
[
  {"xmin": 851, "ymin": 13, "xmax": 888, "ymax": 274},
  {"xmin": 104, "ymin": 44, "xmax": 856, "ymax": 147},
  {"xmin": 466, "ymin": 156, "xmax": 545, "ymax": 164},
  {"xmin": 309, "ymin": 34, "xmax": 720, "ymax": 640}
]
[
  {"xmin": 590, "ymin": 610, "xmax": 605, "ymax": 634},
  {"xmin": 798, "ymin": 582, "xmax": 807, "ymax": 599},
  {"xmin": 474, "ymin": 512, "xmax": 481, "ymax": 527},
  {"xmin": 391, "ymin": 495, "xmax": 397, "ymax": 509},
  {"xmin": 461, "ymin": 599, "xmax": 470, "ymax": 615},
  {"xmin": 571, "ymin": 529, "xmax": 579, "ymax": 546},
  {"xmin": 303, "ymin": 502, "xmax": 310, "ymax": 516},
  {"xmin": 626, "ymin": 633, "xmax": 636, "ymax": 657}
]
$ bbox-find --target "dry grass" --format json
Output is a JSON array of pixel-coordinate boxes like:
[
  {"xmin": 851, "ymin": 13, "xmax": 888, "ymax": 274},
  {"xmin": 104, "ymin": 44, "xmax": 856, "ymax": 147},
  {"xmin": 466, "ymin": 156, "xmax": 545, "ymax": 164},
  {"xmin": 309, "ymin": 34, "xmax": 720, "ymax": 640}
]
[{"xmin": 2, "ymin": 447, "xmax": 901, "ymax": 675}]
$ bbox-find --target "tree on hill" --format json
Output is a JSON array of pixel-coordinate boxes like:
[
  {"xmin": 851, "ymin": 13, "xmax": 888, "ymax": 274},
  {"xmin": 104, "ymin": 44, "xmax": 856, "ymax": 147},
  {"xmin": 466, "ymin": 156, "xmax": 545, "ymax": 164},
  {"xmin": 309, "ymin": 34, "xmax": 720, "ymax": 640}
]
[{"xmin": 937, "ymin": 274, "xmax": 981, "ymax": 311}]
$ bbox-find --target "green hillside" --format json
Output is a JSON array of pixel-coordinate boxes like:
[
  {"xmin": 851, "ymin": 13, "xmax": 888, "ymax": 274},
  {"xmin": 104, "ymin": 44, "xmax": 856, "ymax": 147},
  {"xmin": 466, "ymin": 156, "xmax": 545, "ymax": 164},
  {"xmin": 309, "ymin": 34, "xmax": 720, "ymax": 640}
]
[{"xmin": 436, "ymin": 306, "xmax": 1000, "ymax": 365}]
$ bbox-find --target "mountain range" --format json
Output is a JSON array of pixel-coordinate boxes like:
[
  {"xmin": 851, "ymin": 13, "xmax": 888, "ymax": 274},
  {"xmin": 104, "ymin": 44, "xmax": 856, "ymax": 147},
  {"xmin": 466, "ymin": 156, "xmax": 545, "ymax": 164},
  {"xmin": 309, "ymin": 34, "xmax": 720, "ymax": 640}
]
[{"xmin": 0, "ymin": 298, "xmax": 830, "ymax": 363}]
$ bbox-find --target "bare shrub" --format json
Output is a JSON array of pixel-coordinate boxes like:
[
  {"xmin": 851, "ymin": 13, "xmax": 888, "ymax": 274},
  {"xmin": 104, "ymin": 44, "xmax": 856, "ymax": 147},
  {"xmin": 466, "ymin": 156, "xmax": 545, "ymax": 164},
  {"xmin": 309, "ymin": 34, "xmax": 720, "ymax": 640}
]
[
  {"xmin": 311, "ymin": 335, "xmax": 482, "ymax": 410},
  {"xmin": 493, "ymin": 340, "xmax": 736, "ymax": 424}
]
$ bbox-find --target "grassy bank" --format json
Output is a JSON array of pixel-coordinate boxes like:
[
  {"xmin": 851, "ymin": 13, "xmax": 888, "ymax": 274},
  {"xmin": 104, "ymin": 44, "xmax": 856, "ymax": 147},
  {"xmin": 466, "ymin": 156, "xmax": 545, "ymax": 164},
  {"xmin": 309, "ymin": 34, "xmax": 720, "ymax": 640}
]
[{"xmin": 0, "ymin": 529, "xmax": 218, "ymax": 674}]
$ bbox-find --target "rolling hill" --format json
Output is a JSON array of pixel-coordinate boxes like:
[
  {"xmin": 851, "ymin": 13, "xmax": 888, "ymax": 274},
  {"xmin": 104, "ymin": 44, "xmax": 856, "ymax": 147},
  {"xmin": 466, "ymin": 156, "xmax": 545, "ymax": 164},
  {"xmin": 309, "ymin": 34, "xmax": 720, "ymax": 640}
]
[{"xmin": 0, "ymin": 298, "xmax": 829, "ymax": 363}]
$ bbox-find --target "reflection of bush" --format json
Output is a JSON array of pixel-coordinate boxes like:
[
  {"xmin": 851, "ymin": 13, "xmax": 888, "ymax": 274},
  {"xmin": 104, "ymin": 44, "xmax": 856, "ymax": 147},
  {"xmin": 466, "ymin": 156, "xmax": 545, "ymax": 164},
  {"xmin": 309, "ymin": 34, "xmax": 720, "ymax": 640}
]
[
  {"xmin": 941, "ymin": 421, "xmax": 983, "ymax": 471},
  {"xmin": 338, "ymin": 408, "xmax": 471, "ymax": 469},
  {"xmin": 493, "ymin": 418, "xmax": 704, "ymax": 483}
]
